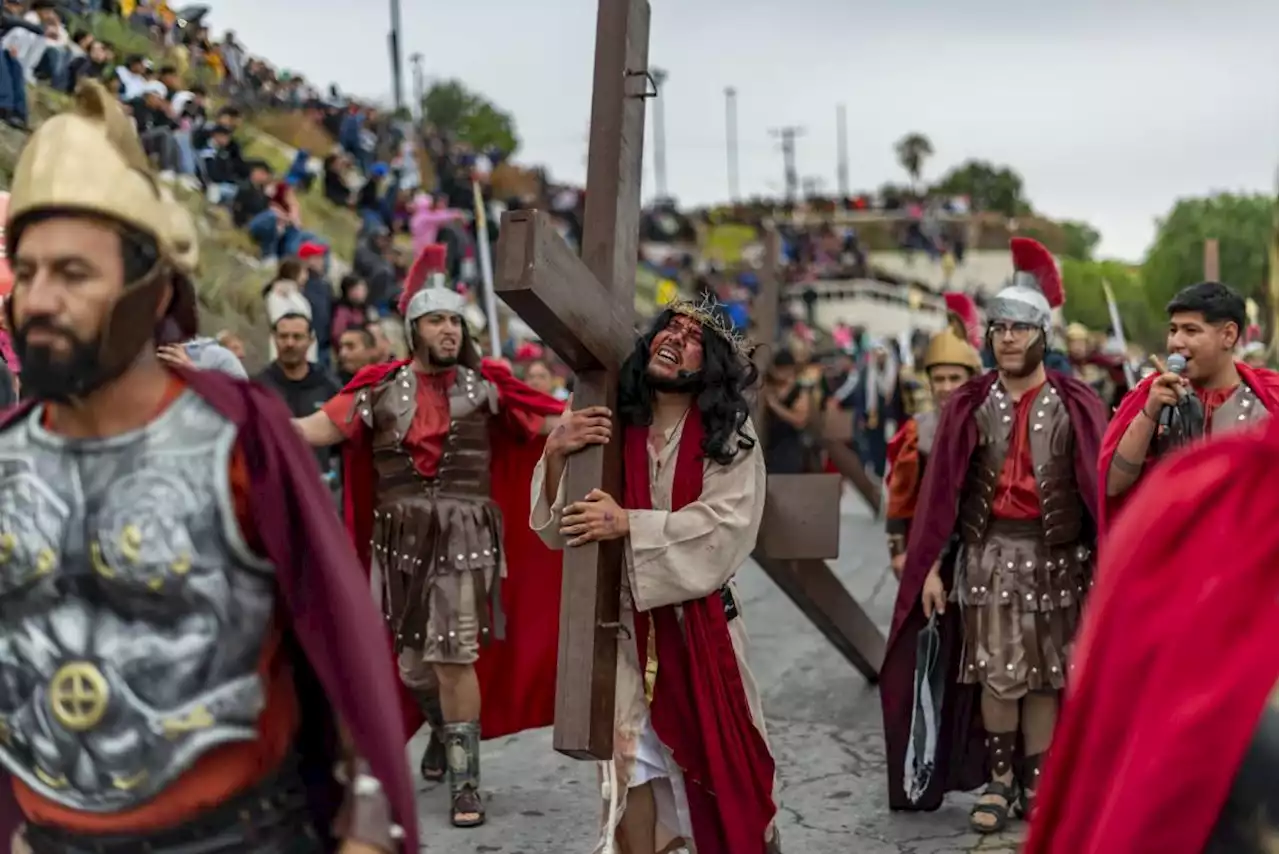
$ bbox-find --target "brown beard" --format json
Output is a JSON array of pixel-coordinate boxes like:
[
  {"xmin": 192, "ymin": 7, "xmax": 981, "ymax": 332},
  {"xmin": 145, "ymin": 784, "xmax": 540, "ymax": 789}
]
[{"xmin": 999, "ymin": 334, "xmax": 1046, "ymax": 379}]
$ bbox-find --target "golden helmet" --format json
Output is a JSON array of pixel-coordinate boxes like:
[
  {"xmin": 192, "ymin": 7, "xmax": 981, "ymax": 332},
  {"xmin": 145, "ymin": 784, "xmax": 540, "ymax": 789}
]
[
  {"xmin": 6, "ymin": 80, "xmax": 197, "ymax": 276},
  {"xmin": 1065, "ymin": 322, "xmax": 1090, "ymax": 341},
  {"xmin": 923, "ymin": 313, "xmax": 982, "ymax": 374}
]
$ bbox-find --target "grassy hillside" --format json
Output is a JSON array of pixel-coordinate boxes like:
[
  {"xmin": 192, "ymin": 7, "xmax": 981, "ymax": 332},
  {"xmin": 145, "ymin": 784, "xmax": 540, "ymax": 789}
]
[{"xmin": 0, "ymin": 87, "xmax": 279, "ymax": 369}]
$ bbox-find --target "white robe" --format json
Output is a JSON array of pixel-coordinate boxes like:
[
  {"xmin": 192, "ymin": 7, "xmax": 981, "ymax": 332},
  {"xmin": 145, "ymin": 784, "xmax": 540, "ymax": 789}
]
[{"xmin": 530, "ymin": 415, "xmax": 775, "ymax": 853}]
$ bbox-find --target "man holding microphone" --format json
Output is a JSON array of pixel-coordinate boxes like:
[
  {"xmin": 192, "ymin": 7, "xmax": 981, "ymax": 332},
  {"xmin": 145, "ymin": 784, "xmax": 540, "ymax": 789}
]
[{"xmin": 1099, "ymin": 281, "xmax": 1277, "ymax": 533}]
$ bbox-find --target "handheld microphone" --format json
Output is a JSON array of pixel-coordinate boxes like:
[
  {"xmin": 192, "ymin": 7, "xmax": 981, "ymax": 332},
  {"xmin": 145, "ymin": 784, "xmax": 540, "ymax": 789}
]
[{"xmin": 1166, "ymin": 354, "xmax": 1190, "ymax": 400}]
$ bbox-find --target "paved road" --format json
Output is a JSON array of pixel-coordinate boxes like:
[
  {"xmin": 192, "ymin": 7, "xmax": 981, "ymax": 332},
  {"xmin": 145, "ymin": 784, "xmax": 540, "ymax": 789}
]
[{"xmin": 411, "ymin": 487, "xmax": 1025, "ymax": 853}]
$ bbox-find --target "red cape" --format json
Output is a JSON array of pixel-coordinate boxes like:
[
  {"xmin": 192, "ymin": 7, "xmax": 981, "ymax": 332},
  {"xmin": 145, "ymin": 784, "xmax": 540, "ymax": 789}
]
[
  {"xmin": 338, "ymin": 358, "xmax": 566, "ymax": 740},
  {"xmin": 0, "ymin": 370, "xmax": 418, "ymax": 853},
  {"xmin": 879, "ymin": 370, "xmax": 1108, "ymax": 810},
  {"xmin": 1098, "ymin": 362, "xmax": 1278, "ymax": 534},
  {"xmin": 1025, "ymin": 418, "xmax": 1279, "ymax": 854}
]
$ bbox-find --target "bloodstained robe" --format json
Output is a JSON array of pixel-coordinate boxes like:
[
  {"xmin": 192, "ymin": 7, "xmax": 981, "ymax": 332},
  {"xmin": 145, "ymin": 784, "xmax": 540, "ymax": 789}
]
[
  {"xmin": 0, "ymin": 368, "xmax": 419, "ymax": 852},
  {"xmin": 336, "ymin": 357, "xmax": 566, "ymax": 740},
  {"xmin": 1024, "ymin": 419, "xmax": 1278, "ymax": 854},
  {"xmin": 879, "ymin": 370, "xmax": 1106, "ymax": 810},
  {"xmin": 531, "ymin": 412, "xmax": 775, "ymax": 854},
  {"xmin": 1098, "ymin": 361, "xmax": 1278, "ymax": 534}
]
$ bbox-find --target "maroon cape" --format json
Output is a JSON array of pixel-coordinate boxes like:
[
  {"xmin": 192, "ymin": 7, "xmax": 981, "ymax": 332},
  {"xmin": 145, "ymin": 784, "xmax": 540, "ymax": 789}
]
[
  {"xmin": 879, "ymin": 370, "xmax": 1107, "ymax": 810},
  {"xmin": 1025, "ymin": 418, "xmax": 1278, "ymax": 854},
  {"xmin": 1098, "ymin": 362, "xmax": 1278, "ymax": 535},
  {"xmin": 627, "ymin": 411, "xmax": 776, "ymax": 854},
  {"xmin": 0, "ymin": 369, "xmax": 418, "ymax": 853},
  {"xmin": 338, "ymin": 358, "xmax": 566, "ymax": 740}
]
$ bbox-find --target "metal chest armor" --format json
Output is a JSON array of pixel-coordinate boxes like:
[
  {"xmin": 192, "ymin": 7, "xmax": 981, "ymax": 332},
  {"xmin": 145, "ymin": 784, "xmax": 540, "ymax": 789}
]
[{"xmin": 0, "ymin": 391, "xmax": 275, "ymax": 812}]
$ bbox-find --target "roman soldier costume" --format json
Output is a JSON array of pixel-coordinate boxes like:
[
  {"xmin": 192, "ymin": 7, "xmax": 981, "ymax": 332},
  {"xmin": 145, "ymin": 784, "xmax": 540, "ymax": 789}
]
[
  {"xmin": 0, "ymin": 82, "xmax": 416, "ymax": 853},
  {"xmin": 884, "ymin": 295, "xmax": 983, "ymax": 562},
  {"xmin": 881, "ymin": 238, "xmax": 1108, "ymax": 826},
  {"xmin": 328, "ymin": 249, "xmax": 563, "ymax": 824}
]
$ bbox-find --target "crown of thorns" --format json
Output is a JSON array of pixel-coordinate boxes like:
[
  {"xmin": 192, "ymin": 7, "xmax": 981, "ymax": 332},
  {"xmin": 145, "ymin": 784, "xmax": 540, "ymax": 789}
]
[{"xmin": 665, "ymin": 294, "xmax": 751, "ymax": 356}]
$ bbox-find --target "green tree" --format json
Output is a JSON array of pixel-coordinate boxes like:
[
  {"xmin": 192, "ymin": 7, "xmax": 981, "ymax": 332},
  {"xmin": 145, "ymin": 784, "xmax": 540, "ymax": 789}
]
[
  {"xmin": 1060, "ymin": 220, "xmax": 1101, "ymax": 262},
  {"xmin": 893, "ymin": 132, "xmax": 933, "ymax": 190},
  {"xmin": 1061, "ymin": 258, "xmax": 1163, "ymax": 351},
  {"xmin": 930, "ymin": 160, "xmax": 1029, "ymax": 218},
  {"xmin": 1141, "ymin": 193, "xmax": 1276, "ymax": 324},
  {"xmin": 422, "ymin": 79, "xmax": 519, "ymax": 155}
]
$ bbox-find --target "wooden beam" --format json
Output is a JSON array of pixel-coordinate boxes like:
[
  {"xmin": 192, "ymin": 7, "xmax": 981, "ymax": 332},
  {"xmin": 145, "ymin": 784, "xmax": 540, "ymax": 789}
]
[
  {"xmin": 495, "ymin": 210, "xmax": 634, "ymax": 372},
  {"xmin": 824, "ymin": 437, "xmax": 883, "ymax": 516},
  {"xmin": 545, "ymin": 0, "xmax": 652, "ymax": 761},
  {"xmin": 759, "ymin": 473, "xmax": 841, "ymax": 560},
  {"xmin": 752, "ymin": 553, "xmax": 885, "ymax": 681}
]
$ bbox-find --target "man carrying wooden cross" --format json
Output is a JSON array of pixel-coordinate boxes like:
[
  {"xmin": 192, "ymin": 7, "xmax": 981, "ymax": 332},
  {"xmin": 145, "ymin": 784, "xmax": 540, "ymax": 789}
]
[{"xmin": 531, "ymin": 298, "xmax": 782, "ymax": 854}]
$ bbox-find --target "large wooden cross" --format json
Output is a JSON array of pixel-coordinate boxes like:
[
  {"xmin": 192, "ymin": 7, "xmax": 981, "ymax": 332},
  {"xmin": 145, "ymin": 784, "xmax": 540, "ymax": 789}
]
[
  {"xmin": 750, "ymin": 228, "xmax": 886, "ymax": 681},
  {"xmin": 494, "ymin": 0, "xmax": 650, "ymax": 760}
]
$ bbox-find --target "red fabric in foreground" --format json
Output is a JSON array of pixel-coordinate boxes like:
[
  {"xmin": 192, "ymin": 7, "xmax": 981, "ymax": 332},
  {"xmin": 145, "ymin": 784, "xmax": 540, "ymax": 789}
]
[
  {"xmin": 1025, "ymin": 418, "xmax": 1279, "ymax": 854},
  {"xmin": 627, "ymin": 412, "xmax": 775, "ymax": 854},
  {"xmin": 337, "ymin": 358, "xmax": 566, "ymax": 740},
  {"xmin": 1097, "ymin": 362, "xmax": 1278, "ymax": 535}
]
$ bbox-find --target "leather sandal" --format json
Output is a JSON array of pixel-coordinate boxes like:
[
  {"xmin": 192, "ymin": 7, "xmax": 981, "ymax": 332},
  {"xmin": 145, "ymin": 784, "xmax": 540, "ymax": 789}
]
[
  {"xmin": 969, "ymin": 778, "xmax": 1020, "ymax": 834},
  {"xmin": 451, "ymin": 785, "xmax": 486, "ymax": 828}
]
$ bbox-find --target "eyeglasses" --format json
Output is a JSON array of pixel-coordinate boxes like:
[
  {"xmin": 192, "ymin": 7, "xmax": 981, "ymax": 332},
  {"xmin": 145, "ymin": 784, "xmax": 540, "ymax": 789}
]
[{"xmin": 989, "ymin": 323, "xmax": 1038, "ymax": 341}]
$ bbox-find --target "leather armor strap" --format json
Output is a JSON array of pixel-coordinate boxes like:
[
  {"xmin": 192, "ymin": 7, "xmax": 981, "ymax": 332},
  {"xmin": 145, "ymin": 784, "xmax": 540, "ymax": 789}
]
[{"xmin": 22, "ymin": 760, "xmax": 319, "ymax": 854}]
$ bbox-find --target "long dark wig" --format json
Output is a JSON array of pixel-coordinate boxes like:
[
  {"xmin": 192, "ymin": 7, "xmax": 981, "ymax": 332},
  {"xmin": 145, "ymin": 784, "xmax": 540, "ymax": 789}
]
[{"xmin": 617, "ymin": 309, "xmax": 759, "ymax": 466}]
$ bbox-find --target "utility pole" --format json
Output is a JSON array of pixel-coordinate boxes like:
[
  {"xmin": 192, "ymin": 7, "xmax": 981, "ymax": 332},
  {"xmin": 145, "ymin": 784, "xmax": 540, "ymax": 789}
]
[
  {"xmin": 836, "ymin": 103, "xmax": 849, "ymax": 198},
  {"xmin": 410, "ymin": 53, "xmax": 425, "ymax": 119},
  {"xmin": 651, "ymin": 67, "xmax": 669, "ymax": 200},
  {"xmin": 388, "ymin": 0, "xmax": 404, "ymax": 113},
  {"xmin": 770, "ymin": 125, "xmax": 805, "ymax": 204},
  {"xmin": 725, "ymin": 86, "xmax": 739, "ymax": 202}
]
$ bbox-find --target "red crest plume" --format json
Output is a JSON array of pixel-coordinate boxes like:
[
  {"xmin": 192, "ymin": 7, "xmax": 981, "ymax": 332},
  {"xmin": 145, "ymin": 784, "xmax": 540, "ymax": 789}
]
[
  {"xmin": 1010, "ymin": 236, "xmax": 1064, "ymax": 308},
  {"xmin": 397, "ymin": 243, "xmax": 448, "ymax": 315},
  {"xmin": 943, "ymin": 291, "xmax": 983, "ymax": 348}
]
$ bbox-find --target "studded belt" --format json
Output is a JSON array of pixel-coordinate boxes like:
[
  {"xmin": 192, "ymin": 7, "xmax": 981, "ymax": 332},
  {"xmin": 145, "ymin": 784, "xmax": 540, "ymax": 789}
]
[{"xmin": 21, "ymin": 759, "xmax": 323, "ymax": 854}]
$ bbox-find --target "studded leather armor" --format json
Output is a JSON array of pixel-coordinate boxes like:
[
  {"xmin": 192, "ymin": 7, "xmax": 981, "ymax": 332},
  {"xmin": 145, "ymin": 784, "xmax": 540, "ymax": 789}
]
[
  {"xmin": 957, "ymin": 382, "xmax": 1083, "ymax": 547},
  {"xmin": 348, "ymin": 364, "xmax": 504, "ymax": 653},
  {"xmin": 0, "ymin": 391, "xmax": 275, "ymax": 813}
]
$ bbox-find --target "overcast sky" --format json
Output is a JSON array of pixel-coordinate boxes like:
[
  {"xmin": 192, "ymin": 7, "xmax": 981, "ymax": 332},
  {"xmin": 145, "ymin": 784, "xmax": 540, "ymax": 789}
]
[{"xmin": 212, "ymin": 0, "xmax": 1277, "ymax": 261}]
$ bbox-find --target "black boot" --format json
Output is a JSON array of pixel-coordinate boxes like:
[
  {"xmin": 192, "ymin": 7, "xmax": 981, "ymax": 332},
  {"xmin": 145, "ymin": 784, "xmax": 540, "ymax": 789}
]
[
  {"xmin": 418, "ymin": 693, "xmax": 446, "ymax": 783},
  {"xmin": 443, "ymin": 720, "xmax": 485, "ymax": 828}
]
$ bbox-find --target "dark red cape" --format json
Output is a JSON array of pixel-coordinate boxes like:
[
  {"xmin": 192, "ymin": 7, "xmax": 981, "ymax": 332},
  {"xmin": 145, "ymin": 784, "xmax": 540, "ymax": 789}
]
[
  {"xmin": 0, "ymin": 369, "xmax": 418, "ymax": 853},
  {"xmin": 1098, "ymin": 362, "xmax": 1278, "ymax": 535},
  {"xmin": 879, "ymin": 370, "xmax": 1107, "ymax": 810},
  {"xmin": 337, "ymin": 358, "xmax": 566, "ymax": 740},
  {"xmin": 627, "ymin": 412, "xmax": 776, "ymax": 854},
  {"xmin": 1025, "ymin": 418, "xmax": 1279, "ymax": 854}
]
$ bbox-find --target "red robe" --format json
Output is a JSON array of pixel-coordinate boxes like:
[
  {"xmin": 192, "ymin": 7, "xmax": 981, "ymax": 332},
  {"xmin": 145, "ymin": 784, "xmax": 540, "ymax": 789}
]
[
  {"xmin": 879, "ymin": 370, "xmax": 1108, "ymax": 810},
  {"xmin": 338, "ymin": 358, "xmax": 566, "ymax": 740},
  {"xmin": 1025, "ymin": 418, "xmax": 1278, "ymax": 854},
  {"xmin": 0, "ymin": 370, "xmax": 419, "ymax": 852},
  {"xmin": 1098, "ymin": 362, "xmax": 1278, "ymax": 534},
  {"xmin": 626, "ymin": 411, "xmax": 776, "ymax": 854}
]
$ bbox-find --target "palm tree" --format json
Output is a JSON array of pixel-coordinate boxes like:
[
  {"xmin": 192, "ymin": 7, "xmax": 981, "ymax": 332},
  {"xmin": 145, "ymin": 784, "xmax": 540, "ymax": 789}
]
[{"xmin": 894, "ymin": 132, "xmax": 934, "ymax": 192}]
